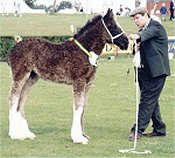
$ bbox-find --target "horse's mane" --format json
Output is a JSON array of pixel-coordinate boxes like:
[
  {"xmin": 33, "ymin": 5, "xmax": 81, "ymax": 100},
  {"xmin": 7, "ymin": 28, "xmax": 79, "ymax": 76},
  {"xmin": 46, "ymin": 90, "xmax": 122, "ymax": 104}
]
[{"xmin": 74, "ymin": 15, "xmax": 103, "ymax": 38}]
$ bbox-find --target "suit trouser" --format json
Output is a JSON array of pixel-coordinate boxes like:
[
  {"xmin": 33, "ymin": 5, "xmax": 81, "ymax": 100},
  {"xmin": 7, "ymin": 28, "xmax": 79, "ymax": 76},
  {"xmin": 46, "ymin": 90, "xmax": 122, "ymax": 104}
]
[
  {"xmin": 170, "ymin": 10, "xmax": 175, "ymax": 20},
  {"xmin": 131, "ymin": 68, "xmax": 166, "ymax": 135}
]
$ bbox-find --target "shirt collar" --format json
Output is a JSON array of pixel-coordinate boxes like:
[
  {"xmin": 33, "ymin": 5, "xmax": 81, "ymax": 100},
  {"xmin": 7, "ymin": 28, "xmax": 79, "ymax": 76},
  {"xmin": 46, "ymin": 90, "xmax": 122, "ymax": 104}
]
[{"xmin": 142, "ymin": 18, "xmax": 151, "ymax": 30}]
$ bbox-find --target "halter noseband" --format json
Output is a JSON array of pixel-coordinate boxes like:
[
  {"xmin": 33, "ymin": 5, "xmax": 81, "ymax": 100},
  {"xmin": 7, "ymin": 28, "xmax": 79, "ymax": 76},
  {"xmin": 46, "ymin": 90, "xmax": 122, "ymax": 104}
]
[{"xmin": 101, "ymin": 18, "xmax": 125, "ymax": 43}]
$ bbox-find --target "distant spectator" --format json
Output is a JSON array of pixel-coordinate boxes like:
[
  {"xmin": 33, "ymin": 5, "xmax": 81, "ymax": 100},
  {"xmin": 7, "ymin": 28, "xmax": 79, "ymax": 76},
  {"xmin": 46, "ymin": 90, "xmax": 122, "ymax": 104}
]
[
  {"xmin": 119, "ymin": 5, "xmax": 123, "ymax": 15},
  {"xmin": 135, "ymin": 0, "xmax": 141, "ymax": 8},
  {"xmin": 1, "ymin": 1, "xmax": 9, "ymax": 16},
  {"xmin": 14, "ymin": 0, "xmax": 22, "ymax": 17},
  {"xmin": 123, "ymin": 7, "xmax": 131, "ymax": 16},
  {"xmin": 169, "ymin": 0, "xmax": 175, "ymax": 20},
  {"xmin": 80, "ymin": 7, "xmax": 84, "ymax": 13},
  {"xmin": 74, "ymin": 1, "xmax": 81, "ymax": 12},
  {"xmin": 160, "ymin": 3, "xmax": 168, "ymax": 21}
]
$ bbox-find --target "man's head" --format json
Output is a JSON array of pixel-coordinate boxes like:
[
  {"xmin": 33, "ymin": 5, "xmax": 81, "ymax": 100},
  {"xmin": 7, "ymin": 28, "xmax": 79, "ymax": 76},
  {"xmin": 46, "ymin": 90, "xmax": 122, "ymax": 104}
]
[
  {"xmin": 162, "ymin": 3, "xmax": 165, "ymax": 7},
  {"xmin": 130, "ymin": 7, "xmax": 150, "ymax": 28}
]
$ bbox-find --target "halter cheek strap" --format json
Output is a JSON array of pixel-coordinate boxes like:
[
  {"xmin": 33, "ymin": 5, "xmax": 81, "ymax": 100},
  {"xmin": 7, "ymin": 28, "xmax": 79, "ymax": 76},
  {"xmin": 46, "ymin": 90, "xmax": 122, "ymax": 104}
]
[{"xmin": 101, "ymin": 18, "xmax": 125, "ymax": 43}]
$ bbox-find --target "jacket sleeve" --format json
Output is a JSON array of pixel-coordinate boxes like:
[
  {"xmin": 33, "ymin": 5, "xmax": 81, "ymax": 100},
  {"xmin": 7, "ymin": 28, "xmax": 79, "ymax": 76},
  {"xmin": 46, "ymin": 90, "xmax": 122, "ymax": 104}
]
[{"xmin": 137, "ymin": 21, "xmax": 161, "ymax": 42}]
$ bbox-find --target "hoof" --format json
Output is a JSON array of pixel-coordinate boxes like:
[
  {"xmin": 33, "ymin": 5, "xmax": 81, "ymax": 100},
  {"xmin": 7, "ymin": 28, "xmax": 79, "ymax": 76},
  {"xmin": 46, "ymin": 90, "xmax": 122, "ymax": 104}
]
[
  {"xmin": 72, "ymin": 136, "xmax": 89, "ymax": 144},
  {"xmin": 9, "ymin": 131, "xmax": 36, "ymax": 140}
]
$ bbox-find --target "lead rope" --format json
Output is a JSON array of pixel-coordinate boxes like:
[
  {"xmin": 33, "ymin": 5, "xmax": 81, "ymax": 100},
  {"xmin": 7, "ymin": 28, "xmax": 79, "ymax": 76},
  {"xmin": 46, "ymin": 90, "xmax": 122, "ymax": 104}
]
[
  {"xmin": 133, "ymin": 44, "xmax": 139, "ymax": 150},
  {"xmin": 118, "ymin": 41, "xmax": 151, "ymax": 154}
]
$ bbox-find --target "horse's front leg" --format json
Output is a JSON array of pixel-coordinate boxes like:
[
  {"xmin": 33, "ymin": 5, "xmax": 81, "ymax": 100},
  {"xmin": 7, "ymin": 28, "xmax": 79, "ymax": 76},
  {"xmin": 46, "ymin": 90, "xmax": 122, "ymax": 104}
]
[
  {"xmin": 71, "ymin": 82, "xmax": 89, "ymax": 144},
  {"xmin": 82, "ymin": 80, "xmax": 93, "ymax": 140}
]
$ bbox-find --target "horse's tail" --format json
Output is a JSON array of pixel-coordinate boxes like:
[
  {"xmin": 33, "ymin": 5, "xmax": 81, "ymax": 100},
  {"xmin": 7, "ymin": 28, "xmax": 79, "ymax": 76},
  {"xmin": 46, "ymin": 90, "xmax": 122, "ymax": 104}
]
[
  {"xmin": 7, "ymin": 55, "xmax": 11, "ymax": 66},
  {"xmin": 6, "ymin": 48, "xmax": 13, "ymax": 66}
]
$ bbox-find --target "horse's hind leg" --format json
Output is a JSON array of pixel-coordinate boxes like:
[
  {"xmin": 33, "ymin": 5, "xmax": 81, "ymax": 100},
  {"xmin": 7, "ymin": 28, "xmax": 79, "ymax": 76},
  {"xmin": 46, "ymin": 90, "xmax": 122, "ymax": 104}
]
[
  {"xmin": 18, "ymin": 71, "xmax": 39, "ymax": 117},
  {"xmin": 9, "ymin": 71, "xmax": 39, "ymax": 140},
  {"xmin": 9, "ymin": 71, "xmax": 30, "ymax": 140}
]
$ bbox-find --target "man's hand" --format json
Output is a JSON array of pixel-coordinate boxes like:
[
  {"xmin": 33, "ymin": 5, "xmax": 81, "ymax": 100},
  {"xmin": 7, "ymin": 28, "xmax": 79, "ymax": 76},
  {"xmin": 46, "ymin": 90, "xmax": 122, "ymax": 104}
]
[{"xmin": 128, "ymin": 34, "xmax": 140, "ymax": 40}]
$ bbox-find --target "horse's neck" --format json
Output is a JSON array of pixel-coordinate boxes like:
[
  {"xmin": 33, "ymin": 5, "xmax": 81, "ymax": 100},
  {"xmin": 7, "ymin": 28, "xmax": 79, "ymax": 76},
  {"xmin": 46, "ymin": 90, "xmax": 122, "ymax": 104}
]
[{"xmin": 77, "ymin": 27, "xmax": 106, "ymax": 55}]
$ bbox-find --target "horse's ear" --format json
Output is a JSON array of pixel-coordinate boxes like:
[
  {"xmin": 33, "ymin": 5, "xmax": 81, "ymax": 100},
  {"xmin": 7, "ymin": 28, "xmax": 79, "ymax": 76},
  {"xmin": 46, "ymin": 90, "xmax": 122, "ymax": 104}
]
[{"xmin": 104, "ymin": 8, "xmax": 113, "ymax": 19}]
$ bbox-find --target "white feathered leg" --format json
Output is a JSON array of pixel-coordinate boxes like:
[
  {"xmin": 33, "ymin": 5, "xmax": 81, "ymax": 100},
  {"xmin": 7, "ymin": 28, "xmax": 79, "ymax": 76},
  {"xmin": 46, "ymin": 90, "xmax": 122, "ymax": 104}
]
[
  {"xmin": 8, "ymin": 75, "xmax": 36, "ymax": 140},
  {"xmin": 9, "ymin": 104, "xmax": 36, "ymax": 140},
  {"xmin": 71, "ymin": 94, "xmax": 89, "ymax": 144}
]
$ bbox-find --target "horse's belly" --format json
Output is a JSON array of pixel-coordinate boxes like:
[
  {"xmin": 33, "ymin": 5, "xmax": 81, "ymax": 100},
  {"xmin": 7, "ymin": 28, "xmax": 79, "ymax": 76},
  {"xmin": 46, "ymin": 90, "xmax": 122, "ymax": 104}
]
[{"xmin": 34, "ymin": 67, "xmax": 72, "ymax": 84}]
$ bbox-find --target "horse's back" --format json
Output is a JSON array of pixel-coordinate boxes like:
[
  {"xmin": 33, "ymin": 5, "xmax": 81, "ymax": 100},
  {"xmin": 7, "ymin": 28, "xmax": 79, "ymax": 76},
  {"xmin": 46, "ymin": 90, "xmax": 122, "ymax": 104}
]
[
  {"xmin": 8, "ymin": 38, "xmax": 95, "ymax": 83},
  {"xmin": 8, "ymin": 38, "xmax": 70, "ymax": 68}
]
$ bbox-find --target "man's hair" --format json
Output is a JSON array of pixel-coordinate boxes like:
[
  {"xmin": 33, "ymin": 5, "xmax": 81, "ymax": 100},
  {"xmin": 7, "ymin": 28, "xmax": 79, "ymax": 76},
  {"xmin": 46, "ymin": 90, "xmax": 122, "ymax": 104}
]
[{"xmin": 140, "ymin": 13, "xmax": 150, "ymax": 18}]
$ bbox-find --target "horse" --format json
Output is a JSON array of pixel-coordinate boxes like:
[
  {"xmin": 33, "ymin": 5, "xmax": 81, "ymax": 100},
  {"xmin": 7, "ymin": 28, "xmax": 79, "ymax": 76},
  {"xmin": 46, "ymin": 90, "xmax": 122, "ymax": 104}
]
[{"xmin": 8, "ymin": 9, "xmax": 129, "ymax": 144}]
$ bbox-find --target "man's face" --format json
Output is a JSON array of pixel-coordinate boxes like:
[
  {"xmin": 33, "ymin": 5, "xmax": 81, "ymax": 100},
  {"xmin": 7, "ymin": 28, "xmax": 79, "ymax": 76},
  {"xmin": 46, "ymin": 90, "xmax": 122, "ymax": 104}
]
[{"xmin": 133, "ymin": 13, "xmax": 147, "ymax": 28}]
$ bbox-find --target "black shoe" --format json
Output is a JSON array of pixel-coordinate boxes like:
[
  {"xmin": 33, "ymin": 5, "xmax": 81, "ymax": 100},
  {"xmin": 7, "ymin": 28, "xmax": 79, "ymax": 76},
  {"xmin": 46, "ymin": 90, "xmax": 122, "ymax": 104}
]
[{"xmin": 143, "ymin": 132, "xmax": 166, "ymax": 137}]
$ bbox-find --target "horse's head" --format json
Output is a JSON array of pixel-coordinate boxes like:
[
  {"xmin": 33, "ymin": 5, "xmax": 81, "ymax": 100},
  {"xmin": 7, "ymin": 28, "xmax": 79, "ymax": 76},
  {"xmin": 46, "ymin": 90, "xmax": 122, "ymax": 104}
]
[{"xmin": 103, "ymin": 9, "xmax": 129, "ymax": 50}]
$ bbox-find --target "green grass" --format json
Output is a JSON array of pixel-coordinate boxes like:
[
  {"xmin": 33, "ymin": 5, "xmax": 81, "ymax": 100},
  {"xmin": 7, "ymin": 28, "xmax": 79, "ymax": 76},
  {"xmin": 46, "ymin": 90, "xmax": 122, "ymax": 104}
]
[
  {"xmin": 0, "ymin": 14, "xmax": 174, "ymax": 36},
  {"xmin": 0, "ymin": 58, "xmax": 174, "ymax": 157},
  {"xmin": 0, "ymin": 13, "xmax": 174, "ymax": 157}
]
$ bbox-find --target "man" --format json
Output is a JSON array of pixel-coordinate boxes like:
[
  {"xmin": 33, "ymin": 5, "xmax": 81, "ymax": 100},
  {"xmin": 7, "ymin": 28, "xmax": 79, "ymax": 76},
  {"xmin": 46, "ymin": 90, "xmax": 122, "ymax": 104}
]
[
  {"xmin": 14, "ymin": 0, "xmax": 22, "ymax": 17},
  {"xmin": 128, "ymin": 7, "xmax": 170, "ymax": 141},
  {"xmin": 160, "ymin": 3, "xmax": 167, "ymax": 21},
  {"xmin": 169, "ymin": 0, "xmax": 175, "ymax": 20}
]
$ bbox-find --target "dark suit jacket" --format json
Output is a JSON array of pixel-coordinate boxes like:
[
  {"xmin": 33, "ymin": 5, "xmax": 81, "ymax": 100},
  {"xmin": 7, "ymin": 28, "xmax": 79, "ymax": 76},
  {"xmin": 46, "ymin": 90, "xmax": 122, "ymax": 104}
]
[
  {"xmin": 170, "ymin": 1, "xmax": 174, "ymax": 12},
  {"xmin": 137, "ymin": 19, "xmax": 170, "ymax": 78}
]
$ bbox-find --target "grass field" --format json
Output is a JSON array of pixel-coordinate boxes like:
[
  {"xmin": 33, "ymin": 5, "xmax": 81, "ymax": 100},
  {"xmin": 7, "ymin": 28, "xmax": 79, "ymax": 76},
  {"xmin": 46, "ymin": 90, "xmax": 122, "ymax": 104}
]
[
  {"xmin": 0, "ymin": 13, "xmax": 175, "ymax": 157},
  {"xmin": 0, "ymin": 13, "xmax": 174, "ymax": 36},
  {"xmin": 0, "ymin": 58, "xmax": 174, "ymax": 157}
]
